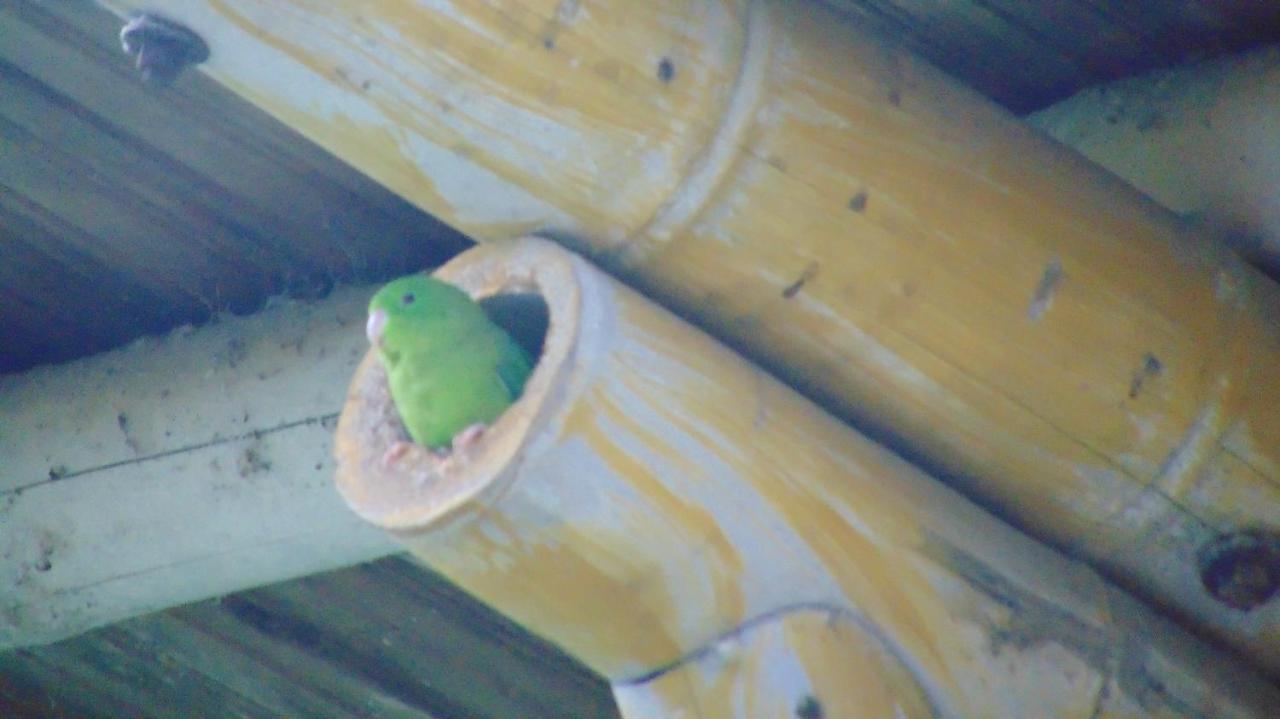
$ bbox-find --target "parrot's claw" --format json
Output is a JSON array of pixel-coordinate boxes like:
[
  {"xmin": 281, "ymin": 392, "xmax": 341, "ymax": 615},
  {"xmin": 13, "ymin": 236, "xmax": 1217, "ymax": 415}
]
[
  {"xmin": 451, "ymin": 423, "xmax": 488, "ymax": 453},
  {"xmin": 382, "ymin": 441, "xmax": 452, "ymax": 483},
  {"xmin": 381, "ymin": 441, "xmax": 416, "ymax": 470}
]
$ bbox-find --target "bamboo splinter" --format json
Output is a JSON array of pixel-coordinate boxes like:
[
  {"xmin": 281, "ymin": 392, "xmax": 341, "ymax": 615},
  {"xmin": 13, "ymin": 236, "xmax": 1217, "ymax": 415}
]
[{"xmin": 336, "ymin": 238, "xmax": 1278, "ymax": 718}]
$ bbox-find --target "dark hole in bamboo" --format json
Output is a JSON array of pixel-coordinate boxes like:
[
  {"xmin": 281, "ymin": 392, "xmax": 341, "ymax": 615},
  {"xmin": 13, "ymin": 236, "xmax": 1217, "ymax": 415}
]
[
  {"xmin": 479, "ymin": 292, "xmax": 550, "ymax": 365},
  {"xmin": 1198, "ymin": 529, "xmax": 1280, "ymax": 611}
]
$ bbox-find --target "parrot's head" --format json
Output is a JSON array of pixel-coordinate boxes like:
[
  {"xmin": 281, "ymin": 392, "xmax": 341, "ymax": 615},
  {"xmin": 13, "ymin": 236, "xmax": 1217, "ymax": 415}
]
[{"xmin": 367, "ymin": 273, "xmax": 478, "ymax": 353}]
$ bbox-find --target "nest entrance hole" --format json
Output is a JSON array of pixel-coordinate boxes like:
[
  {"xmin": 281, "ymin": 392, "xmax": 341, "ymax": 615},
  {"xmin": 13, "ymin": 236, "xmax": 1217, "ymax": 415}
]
[{"xmin": 479, "ymin": 291, "xmax": 549, "ymax": 364}]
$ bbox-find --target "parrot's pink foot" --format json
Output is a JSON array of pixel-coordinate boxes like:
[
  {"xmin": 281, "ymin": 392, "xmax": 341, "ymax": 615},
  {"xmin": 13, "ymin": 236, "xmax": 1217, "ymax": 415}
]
[
  {"xmin": 451, "ymin": 423, "xmax": 488, "ymax": 453},
  {"xmin": 381, "ymin": 441, "xmax": 415, "ymax": 469},
  {"xmin": 383, "ymin": 440, "xmax": 451, "ymax": 478}
]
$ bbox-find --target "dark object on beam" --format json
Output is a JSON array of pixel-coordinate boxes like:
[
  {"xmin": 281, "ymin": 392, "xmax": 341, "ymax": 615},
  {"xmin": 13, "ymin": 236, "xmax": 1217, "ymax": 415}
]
[{"xmin": 119, "ymin": 14, "xmax": 209, "ymax": 86}]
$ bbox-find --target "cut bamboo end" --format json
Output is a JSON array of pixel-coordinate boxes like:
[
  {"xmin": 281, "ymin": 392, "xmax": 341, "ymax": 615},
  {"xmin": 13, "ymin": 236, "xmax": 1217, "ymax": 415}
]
[
  {"xmin": 334, "ymin": 238, "xmax": 584, "ymax": 533},
  {"xmin": 334, "ymin": 239, "xmax": 1279, "ymax": 716}
]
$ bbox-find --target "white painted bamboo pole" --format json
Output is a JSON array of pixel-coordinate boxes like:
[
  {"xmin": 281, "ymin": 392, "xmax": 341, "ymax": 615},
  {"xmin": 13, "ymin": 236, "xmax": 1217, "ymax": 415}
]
[
  {"xmin": 335, "ymin": 238, "xmax": 1279, "ymax": 718},
  {"xmin": 1030, "ymin": 45, "xmax": 1280, "ymax": 277},
  {"xmin": 0, "ymin": 287, "xmax": 400, "ymax": 650}
]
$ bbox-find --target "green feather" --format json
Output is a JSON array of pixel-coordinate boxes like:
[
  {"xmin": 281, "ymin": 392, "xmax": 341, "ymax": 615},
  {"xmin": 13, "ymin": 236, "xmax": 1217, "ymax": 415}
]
[{"xmin": 368, "ymin": 273, "xmax": 534, "ymax": 450}]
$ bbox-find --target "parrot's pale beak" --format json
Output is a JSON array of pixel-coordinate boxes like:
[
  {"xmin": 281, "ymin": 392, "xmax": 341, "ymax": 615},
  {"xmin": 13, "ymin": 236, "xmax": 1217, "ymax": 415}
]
[{"xmin": 366, "ymin": 309, "xmax": 388, "ymax": 346}]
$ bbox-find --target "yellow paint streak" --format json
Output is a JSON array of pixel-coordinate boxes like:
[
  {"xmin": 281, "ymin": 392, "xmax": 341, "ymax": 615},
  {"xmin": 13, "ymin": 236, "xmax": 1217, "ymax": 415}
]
[
  {"xmin": 763, "ymin": 474, "xmax": 954, "ymax": 689},
  {"xmin": 562, "ymin": 382, "xmax": 749, "ymax": 642},
  {"xmin": 777, "ymin": 614, "xmax": 935, "ymax": 719},
  {"xmin": 415, "ymin": 507, "xmax": 686, "ymax": 678},
  {"xmin": 603, "ymin": 296, "xmax": 959, "ymax": 694}
]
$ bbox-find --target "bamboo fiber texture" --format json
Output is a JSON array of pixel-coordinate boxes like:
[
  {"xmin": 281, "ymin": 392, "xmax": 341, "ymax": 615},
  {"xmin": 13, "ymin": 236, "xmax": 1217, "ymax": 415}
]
[
  {"xmin": 111, "ymin": 0, "xmax": 1280, "ymax": 671},
  {"xmin": 335, "ymin": 238, "xmax": 1278, "ymax": 718}
]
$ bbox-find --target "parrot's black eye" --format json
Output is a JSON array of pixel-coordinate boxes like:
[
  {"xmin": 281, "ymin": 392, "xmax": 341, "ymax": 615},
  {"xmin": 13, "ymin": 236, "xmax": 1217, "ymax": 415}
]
[{"xmin": 401, "ymin": 292, "xmax": 416, "ymax": 305}]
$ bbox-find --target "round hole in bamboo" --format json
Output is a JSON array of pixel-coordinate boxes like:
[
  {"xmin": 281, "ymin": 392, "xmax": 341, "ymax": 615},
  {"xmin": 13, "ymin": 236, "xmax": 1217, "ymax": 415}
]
[
  {"xmin": 1198, "ymin": 530, "xmax": 1280, "ymax": 611},
  {"xmin": 334, "ymin": 239, "xmax": 582, "ymax": 533},
  {"xmin": 478, "ymin": 292, "xmax": 549, "ymax": 361}
]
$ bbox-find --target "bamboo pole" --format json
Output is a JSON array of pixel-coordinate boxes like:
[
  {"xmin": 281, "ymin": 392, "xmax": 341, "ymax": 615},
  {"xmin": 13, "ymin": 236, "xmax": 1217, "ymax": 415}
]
[
  {"xmin": 1030, "ymin": 45, "xmax": 1280, "ymax": 277},
  {"xmin": 335, "ymin": 238, "xmax": 1279, "ymax": 718},
  {"xmin": 106, "ymin": 0, "xmax": 1280, "ymax": 670},
  {"xmin": 0, "ymin": 286, "xmax": 399, "ymax": 650},
  {"xmin": 611, "ymin": 609, "xmax": 936, "ymax": 719}
]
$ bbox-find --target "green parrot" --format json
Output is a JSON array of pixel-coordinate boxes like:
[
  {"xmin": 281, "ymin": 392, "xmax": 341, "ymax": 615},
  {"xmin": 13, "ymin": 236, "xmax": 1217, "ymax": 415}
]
[{"xmin": 366, "ymin": 273, "xmax": 534, "ymax": 454}]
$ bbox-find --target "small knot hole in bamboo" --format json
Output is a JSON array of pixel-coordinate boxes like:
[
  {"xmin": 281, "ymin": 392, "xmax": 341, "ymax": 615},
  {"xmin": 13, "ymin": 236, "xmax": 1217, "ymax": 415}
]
[
  {"xmin": 657, "ymin": 57, "xmax": 676, "ymax": 84},
  {"xmin": 335, "ymin": 238, "xmax": 583, "ymax": 533},
  {"xmin": 1198, "ymin": 530, "xmax": 1280, "ymax": 611}
]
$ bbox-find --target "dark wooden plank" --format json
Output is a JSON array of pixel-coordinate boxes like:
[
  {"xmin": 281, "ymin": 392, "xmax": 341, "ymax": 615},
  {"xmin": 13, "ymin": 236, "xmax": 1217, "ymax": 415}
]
[
  {"xmin": 0, "ymin": 0, "xmax": 470, "ymax": 373},
  {"xmin": 312, "ymin": 557, "xmax": 619, "ymax": 718},
  {"xmin": 0, "ymin": 287, "xmax": 83, "ymax": 371},
  {"xmin": 1085, "ymin": 1, "xmax": 1277, "ymax": 62},
  {"xmin": 0, "ymin": 649, "xmax": 138, "ymax": 719},
  {"xmin": 0, "ymin": 191, "xmax": 199, "ymax": 372},
  {"xmin": 826, "ymin": 0, "xmax": 1087, "ymax": 110},
  {"xmin": 113, "ymin": 614, "xmax": 376, "ymax": 719},
  {"xmin": 0, "ymin": 181, "xmax": 212, "ymax": 322},
  {"xmin": 186, "ymin": 556, "xmax": 620, "ymax": 719},
  {"xmin": 825, "ymin": 0, "xmax": 1280, "ymax": 111},
  {"xmin": 0, "ymin": 119, "xmax": 274, "ymax": 314},
  {"xmin": 0, "ymin": 557, "xmax": 619, "ymax": 718},
  {"xmin": 0, "ymin": 663, "xmax": 68, "ymax": 719},
  {"xmin": 3, "ymin": 1, "xmax": 469, "ymax": 281},
  {"xmin": 0, "ymin": 59, "xmax": 335, "ymax": 293},
  {"xmin": 0, "ymin": 192, "xmax": 181, "ymax": 312},
  {"xmin": 0, "ymin": 224, "xmax": 176, "ymax": 346},
  {"xmin": 1, "ymin": 630, "xmax": 276, "ymax": 719},
  {"xmin": 972, "ymin": 0, "xmax": 1147, "ymax": 77},
  {"xmin": 168, "ymin": 597, "xmax": 449, "ymax": 719},
  {"xmin": 33, "ymin": 1, "xmax": 437, "ymax": 232}
]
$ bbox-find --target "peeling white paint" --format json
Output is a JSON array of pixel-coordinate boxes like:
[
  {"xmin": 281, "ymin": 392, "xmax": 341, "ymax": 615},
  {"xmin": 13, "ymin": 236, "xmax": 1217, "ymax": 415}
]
[
  {"xmin": 1071, "ymin": 465, "xmax": 1144, "ymax": 520},
  {"xmin": 750, "ymin": 628, "xmax": 812, "ymax": 713},
  {"xmin": 196, "ymin": 4, "xmax": 388, "ymax": 124},
  {"xmin": 1152, "ymin": 404, "xmax": 1220, "ymax": 494},
  {"xmin": 414, "ymin": 0, "xmax": 504, "ymax": 44},
  {"xmin": 395, "ymin": 131, "xmax": 575, "ymax": 229},
  {"xmin": 778, "ymin": 92, "xmax": 854, "ymax": 131},
  {"xmin": 1127, "ymin": 412, "xmax": 1159, "ymax": 446}
]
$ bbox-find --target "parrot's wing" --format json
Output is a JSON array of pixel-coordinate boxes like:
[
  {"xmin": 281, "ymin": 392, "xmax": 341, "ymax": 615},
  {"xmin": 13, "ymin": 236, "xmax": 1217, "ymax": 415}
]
[
  {"xmin": 493, "ymin": 337, "xmax": 533, "ymax": 400},
  {"xmin": 492, "ymin": 369, "xmax": 516, "ymax": 399}
]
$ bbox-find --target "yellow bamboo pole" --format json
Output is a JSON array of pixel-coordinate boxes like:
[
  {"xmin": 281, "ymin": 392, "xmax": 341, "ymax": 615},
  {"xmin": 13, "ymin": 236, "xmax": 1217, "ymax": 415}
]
[
  {"xmin": 335, "ymin": 238, "xmax": 1278, "ymax": 718},
  {"xmin": 611, "ymin": 610, "xmax": 937, "ymax": 719},
  {"xmin": 110, "ymin": 0, "xmax": 1280, "ymax": 670}
]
